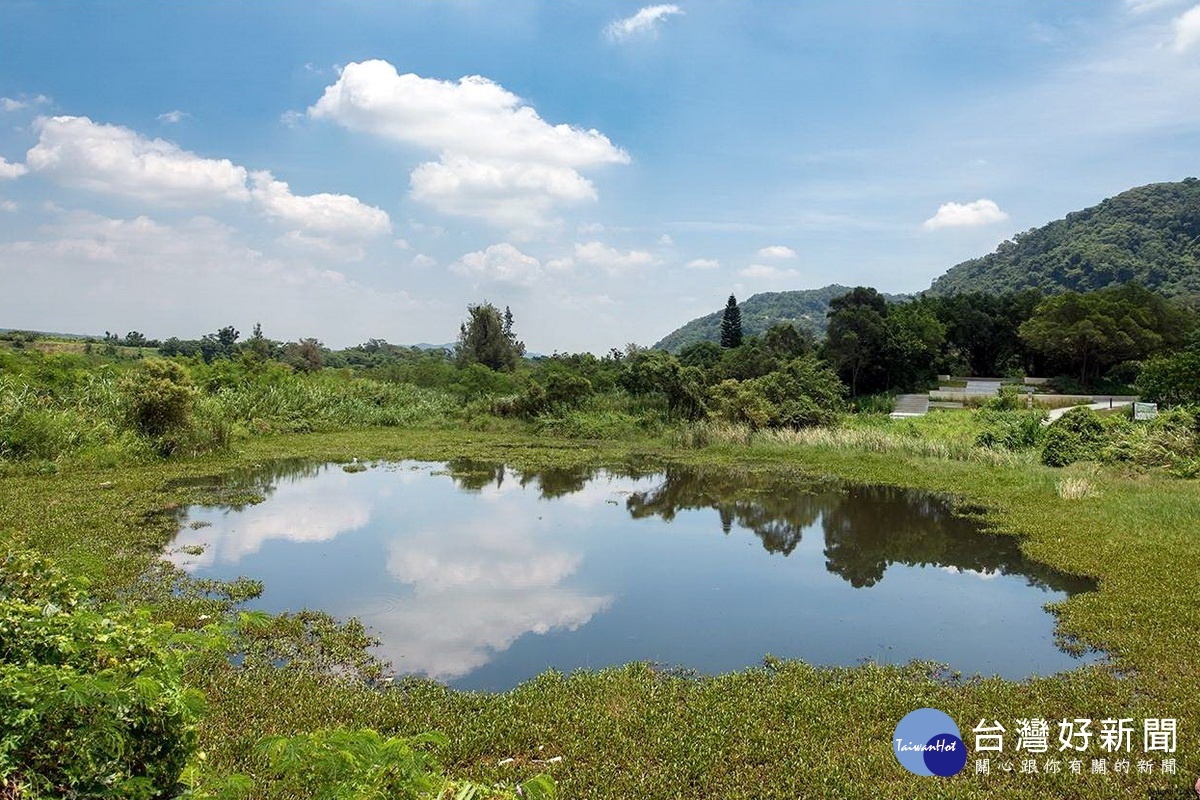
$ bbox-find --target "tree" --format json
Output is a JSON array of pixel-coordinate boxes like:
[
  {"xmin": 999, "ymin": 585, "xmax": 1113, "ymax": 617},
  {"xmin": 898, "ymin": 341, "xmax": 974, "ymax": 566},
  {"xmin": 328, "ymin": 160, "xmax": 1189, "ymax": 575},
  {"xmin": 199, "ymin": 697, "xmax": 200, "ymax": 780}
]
[
  {"xmin": 720, "ymin": 294, "xmax": 743, "ymax": 348},
  {"xmin": 1019, "ymin": 284, "xmax": 1193, "ymax": 387},
  {"xmin": 282, "ymin": 338, "xmax": 324, "ymax": 373},
  {"xmin": 824, "ymin": 287, "xmax": 889, "ymax": 395},
  {"xmin": 455, "ymin": 302, "xmax": 525, "ymax": 371}
]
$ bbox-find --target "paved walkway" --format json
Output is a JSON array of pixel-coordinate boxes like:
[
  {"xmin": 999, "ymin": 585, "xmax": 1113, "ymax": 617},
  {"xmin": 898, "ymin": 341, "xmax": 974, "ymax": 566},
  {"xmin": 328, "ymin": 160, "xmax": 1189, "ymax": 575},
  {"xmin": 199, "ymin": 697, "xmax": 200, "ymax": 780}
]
[
  {"xmin": 1044, "ymin": 399, "xmax": 1134, "ymax": 423},
  {"xmin": 890, "ymin": 394, "xmax": 930, "ymax": 418}
]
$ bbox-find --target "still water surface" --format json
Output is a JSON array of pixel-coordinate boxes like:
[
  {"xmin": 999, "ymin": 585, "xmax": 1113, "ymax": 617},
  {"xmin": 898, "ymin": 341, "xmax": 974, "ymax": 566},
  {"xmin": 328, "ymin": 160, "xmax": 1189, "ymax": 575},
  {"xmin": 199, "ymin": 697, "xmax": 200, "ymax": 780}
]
[{"xmin": 167, "ymin": 460, "xmax": 1095, "ymax": 690}]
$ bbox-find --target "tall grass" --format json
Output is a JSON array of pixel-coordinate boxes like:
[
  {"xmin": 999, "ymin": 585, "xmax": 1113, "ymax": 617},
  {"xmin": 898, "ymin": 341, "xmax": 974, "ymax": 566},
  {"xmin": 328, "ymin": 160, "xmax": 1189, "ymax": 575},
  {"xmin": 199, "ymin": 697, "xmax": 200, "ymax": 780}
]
[
  {"xmin": 671, "ymin": 416, "xmax": 1039, "ymax": 466},
  {"xmin": 0, "ymin": 356, "xmax": 457, "ymax": 468}
]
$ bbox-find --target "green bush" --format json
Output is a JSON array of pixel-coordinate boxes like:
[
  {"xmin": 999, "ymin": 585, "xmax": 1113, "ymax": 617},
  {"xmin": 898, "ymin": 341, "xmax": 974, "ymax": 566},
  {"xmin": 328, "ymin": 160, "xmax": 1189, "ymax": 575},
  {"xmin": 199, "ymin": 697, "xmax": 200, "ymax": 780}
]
[
  {"xmin": 975, "ymin": 410, "xmax": 1046, "ymax": 451},
  {"xmin": 710, "ymin": 356, "xmax": 845, "ymax": 430},
  {"xmin": 121, "ymin": 359, "xmax": 196, "ymax": 452},
  {"xmin": 1, "ymin": 550, "xmax": 222, "ymax": 798},
  {"xmin": 254, "ymin": 728, "xmax": 555, "ymax": 800},
  {"xmin": 1040, "ymin": 406, "xmax": 1108, "ymax": 467}
]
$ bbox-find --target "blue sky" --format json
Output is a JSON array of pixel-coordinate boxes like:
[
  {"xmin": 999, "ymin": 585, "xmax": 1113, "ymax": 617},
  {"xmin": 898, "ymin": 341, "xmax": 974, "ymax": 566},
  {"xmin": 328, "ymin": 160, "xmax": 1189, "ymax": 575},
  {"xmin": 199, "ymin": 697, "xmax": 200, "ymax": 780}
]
[{"xmin": 2, "ymin": 0, "xmax": 1199, "ymax": 352}]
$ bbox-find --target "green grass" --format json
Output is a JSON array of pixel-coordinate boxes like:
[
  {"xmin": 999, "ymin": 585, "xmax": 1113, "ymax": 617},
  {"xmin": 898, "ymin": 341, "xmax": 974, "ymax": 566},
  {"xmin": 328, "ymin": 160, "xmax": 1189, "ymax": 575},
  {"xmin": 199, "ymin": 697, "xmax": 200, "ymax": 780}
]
[{"xmin": 3, "ymin": 428, "xmax": 1199, "ymax": 798}]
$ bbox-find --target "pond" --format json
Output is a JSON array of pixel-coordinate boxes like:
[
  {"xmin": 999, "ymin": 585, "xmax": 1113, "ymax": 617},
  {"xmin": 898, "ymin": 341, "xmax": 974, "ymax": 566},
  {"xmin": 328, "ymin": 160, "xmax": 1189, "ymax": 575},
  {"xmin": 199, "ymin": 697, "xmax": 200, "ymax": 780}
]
[{"xmin": 166, "ymin": 460, "xmax": 1096, "ymax": 690}]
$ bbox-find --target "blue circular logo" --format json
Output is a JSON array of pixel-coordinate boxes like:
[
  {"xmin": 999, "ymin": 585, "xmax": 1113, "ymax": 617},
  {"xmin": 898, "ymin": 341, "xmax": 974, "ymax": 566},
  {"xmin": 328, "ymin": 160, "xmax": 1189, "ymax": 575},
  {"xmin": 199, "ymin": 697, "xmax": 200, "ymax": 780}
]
[{"xmin": 892, "ymin": 708, "xmax": 967, "ymax": 777}]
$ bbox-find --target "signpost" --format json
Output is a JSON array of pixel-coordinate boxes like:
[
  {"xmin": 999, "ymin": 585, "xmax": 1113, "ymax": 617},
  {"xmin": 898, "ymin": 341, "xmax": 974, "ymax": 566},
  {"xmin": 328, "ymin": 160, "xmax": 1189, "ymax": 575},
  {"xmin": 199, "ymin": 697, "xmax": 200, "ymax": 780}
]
[{"xmin": 1133, "ymin": 402, "xmax": 1158, "ymax": 421}]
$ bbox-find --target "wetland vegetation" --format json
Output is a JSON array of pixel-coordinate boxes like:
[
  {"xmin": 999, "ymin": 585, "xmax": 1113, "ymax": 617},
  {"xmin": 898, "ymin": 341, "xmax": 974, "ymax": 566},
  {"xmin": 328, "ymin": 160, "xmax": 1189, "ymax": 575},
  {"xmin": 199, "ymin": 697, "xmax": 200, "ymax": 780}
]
[{"xmin": 3, "ymin": 286, "xmax": 1200, "ymax": 798}]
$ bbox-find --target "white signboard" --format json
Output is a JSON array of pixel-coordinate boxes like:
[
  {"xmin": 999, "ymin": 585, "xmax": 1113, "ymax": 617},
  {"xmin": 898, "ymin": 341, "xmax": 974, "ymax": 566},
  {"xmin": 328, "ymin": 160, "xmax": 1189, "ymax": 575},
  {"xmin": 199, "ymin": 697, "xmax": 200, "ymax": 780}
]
[{"xmin": 1133, "ymin": 402, "xmax": 1158, "ymax": 421}]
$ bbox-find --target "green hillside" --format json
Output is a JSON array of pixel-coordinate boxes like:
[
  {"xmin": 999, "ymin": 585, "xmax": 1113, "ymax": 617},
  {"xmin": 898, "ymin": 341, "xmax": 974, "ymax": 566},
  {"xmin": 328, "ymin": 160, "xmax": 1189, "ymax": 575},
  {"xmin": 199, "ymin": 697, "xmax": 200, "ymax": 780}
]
[
  {"xmin": 652, "ymin": 285, "xmax": 907, "ymax": 352},
  {"xmin": 928, "ymin": 178, "xmax": 1200, "ymax": 297}
]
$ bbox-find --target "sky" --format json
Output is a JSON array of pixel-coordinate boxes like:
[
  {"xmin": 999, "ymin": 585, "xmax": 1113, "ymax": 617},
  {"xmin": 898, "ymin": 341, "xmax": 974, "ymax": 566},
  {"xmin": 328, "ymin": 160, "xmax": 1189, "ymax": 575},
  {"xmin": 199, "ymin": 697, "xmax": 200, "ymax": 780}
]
[{"xmin": 2, "ymin": 1, "xmax": 1200, "ymax": 353}]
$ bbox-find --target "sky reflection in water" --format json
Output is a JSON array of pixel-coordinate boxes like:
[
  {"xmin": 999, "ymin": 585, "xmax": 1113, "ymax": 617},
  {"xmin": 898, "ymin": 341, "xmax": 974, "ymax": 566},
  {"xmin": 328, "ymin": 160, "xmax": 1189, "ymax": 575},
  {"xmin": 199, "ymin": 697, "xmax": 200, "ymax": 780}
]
[{"xmin": 168, "ymin": 461, "xmax": 1095, "ymax": 690}]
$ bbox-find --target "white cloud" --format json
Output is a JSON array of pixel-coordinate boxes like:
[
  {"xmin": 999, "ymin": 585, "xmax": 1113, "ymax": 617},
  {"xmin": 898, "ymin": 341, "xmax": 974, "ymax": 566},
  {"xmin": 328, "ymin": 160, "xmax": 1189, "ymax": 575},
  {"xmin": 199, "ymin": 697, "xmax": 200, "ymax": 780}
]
[
  {"xmin": 308, "ymin": 60, "xmax": 628, "ymax": 225},
  {"xmin": 573, "ymin": 241, "xmax": 661, "ymax": 275},
  {"xmin": 922, "ymin": 198, "xmax": 1010, "ymax": 230},
  {"xmin": 1127, "ymin": 0, "xmax": 1187, "ymax": 12},
  {"xmin": 1174, "ymin": 5, "xmax": 1200, "ymax": 51},
  {"xmin": 250, "ymin": 171, "xmax": 391, "ymax": 238},
  {"xmin": 658, "ymin": 233, "xmax": 674, "ymax": 246},
  {"xmin": 410, "ymin": 155, "xmax": 597, "ymax": 228},
  {"xmin": 276, "ymin": 230, "xmax": 366, "ymax": 262},
  {"xmin": 605, "ymin": 5, "xmax": 684, "ymax": 41},
  {"xmin": 0, "ymin": 210, "xmax": 419, "ymax": 344},
  {"xmin": 756, "ymin": 245, "xmax": 797, "ymax": 259},
  {"xmin": 685, "ymin": 258, "xmax": 720, "ymax": 270},
  {"xmin": 1, "ymin": 95, "xmax": 50, "ymax": 112},
  {"xmin": 157, "ymin": 110, "xmax": 190, "ymax": 124},
  {"xmin": 0, "ymin": 156, "xmax": 27, "ymax": 180},
  {"xmin": 0, "ymin": 201, "xmax": 18, "ymax": 212},
  {"xmin": 25, "ymin": 116, "xmax": 251, "ymax": 205},
  {"xmin": 739, "ymin": 264, "xmax": 800, "ymax": 280},
  {"xmin": 450, "ymin": 242, "xmax": 542, "ymax": 285}
]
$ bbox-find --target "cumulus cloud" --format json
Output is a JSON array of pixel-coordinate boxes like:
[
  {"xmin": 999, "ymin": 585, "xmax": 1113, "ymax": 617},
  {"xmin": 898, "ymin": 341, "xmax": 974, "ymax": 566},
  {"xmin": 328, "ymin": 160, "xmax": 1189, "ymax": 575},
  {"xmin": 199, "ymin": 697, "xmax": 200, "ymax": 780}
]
[
  {"xmin": 449, "ymin": 242, "xmax": 542, "ymax": 285},
  {"xmin": 308, "ymin": 60, "xmax": 629, "ymax": 225},
  {"xmin": 573, "ymin": 241, "xmax": 660, "ymax": 275},
  {"xmin": 756, "ymin": 245, "xmax": 797, "ymax": 259},
  {"xmin": 685, "ymin": 258, "xmax": 720, "ymax": 270},
  {"xmin": 1, "ymin": 95, "xmax": 50, "ymax": 112},
  {"xmin": 0, "ymin": 210, "xmax": 419, "ymax": 343},
  {"xmin": 250, "ymin": 171, "xmax": 391, "ymax": 238},
  {"xmin": 0, "ymin": 156, "xmax": 27, "ymax": 180},
  {"xmin": 25, "ymin": 116, "xmax": 251, "ymax": 205},
  {"xmin": 922, "ymin": 198, "xmax": 1010, "ymax": 230},
  {"xmin": 739, "ymin": 264, "xmax": 800, "ymax": 280},
  {"xmin": 605, "ymin": 5, "xmax": 684, "ymax": 41},
  {"xmin": 1174, "ymin": 5, "xmax": 1200, "ymax": 51},
  {"xmin": 410, "ymin": 155, "xmax": 597, "ymax": 228}
]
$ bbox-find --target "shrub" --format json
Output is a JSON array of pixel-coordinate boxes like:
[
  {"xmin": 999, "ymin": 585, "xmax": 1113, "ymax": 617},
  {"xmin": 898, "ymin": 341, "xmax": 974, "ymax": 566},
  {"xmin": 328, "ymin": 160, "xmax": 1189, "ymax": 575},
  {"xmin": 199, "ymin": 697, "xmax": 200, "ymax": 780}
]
[
  {"xmin": 1040, "ymin": 407, "xmax": 1108, "ymax": 467},
  {"xmin": 122, "ymin": 359, "xmax": 196, "ymax": 452},
  {"xmin": 255, "ymin": 728, "xmax": 555, "ymax": 800},
  {"xmin": 1, "ymin": 550, "xmax": 221, "ymax": 798},
  {"xmin": 709, "ymin": 356, "xmax": 844, "ymax": 430},
  {"xmin": 975, "ymin": 410, "xmax": 1046, "ymax": 451}
]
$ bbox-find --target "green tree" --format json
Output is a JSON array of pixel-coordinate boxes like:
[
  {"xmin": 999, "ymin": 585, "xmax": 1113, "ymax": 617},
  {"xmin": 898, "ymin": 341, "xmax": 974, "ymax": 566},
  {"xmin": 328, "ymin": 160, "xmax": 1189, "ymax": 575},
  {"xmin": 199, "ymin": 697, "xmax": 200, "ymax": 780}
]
[
  {"xmin": 824, "ymin": 287, "xmax": 889, "ymax": 396},
  {"xmin": 456, "ymin": 303, "xmax": 525, "ymax": 371},
  {"xmin": 1019, "ymin": 284, "xmax": 1193, "ymax": 387},
  {"xmin": 720, "ymin": 294, "xmax": 743, "ymax": 348}
]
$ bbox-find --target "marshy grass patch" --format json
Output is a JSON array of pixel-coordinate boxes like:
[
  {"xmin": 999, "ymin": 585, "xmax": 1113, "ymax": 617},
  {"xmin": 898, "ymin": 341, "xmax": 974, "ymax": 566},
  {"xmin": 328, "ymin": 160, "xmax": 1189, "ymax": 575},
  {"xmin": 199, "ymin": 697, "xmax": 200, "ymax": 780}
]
[{"xmin": 1056, "ymin": 476, "xmax": 1098, "ymax": 500}]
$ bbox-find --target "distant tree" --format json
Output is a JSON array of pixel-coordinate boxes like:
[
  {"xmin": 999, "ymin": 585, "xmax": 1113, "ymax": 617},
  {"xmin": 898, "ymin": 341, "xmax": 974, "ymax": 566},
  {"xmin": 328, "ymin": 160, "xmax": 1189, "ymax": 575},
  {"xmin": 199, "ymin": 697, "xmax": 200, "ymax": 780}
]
[
  {"xmin": 244, "ymin": 322, "xmax": 274, "ymax": 361},
  {"xmin": 285, "ymin": 338, "xmax": 324, "ymax": 373},
  {"xmin": 678, "ymin": 340, "xmax": 724, "ymax": 370},
  {"xmin": 825, "ymin": 287, "xmax": 889, "ymax": 395},
  {"xmin": 1019, "ymin": 284, "xmax": 1193, "ymax": 387},
  {"xmin": 720, "ymin": 295, "xmax": 743, "ymax": 348},
  {"xmin": 883, "ymin": 301, "xmax": 946, "ymax": 392},
  {"xmin": 123, "ymin": 331, "xmax": 148, "ymax": 348},
  {"xmin": 456, "ymin": 302, "xmax": 525, "ymax": 371},
  {"xmin": 762, "ymin": 323, "xmax": 813, "ymax": 361}
]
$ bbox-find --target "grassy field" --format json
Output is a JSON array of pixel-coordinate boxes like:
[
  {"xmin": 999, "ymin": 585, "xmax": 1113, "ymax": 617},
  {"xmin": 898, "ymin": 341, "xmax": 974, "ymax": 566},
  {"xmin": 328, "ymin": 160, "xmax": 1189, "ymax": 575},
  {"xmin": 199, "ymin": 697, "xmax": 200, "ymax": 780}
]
[{"xmin": 2, "ymin": 427, "xmax": 1198, "ymax": 798}]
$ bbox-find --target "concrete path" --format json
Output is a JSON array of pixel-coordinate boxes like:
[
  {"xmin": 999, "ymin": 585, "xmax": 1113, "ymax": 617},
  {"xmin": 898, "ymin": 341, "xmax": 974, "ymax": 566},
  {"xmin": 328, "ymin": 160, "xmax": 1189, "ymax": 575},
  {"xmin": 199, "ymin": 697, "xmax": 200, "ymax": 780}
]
[
  {"xmin": 890, "ymin": 394, "xmax": 930, "ymax": 418},
  {"xmin": 1044, "ymin": 399, "xmax": 1134, "ymax": 423},
  {"xmin": 964, "ymin": 379, "xmax": 1002, "ymax": 395}
]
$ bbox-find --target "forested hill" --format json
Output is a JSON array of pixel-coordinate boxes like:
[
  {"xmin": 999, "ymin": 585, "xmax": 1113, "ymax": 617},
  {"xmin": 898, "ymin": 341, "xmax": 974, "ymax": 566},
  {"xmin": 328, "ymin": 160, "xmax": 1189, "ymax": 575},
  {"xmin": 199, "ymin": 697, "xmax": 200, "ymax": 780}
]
[
  {"xmin": 653, "ymin": 285, "xmax": 908, "ymax": 352},
  {"xmin": 928, "ymin": 179, "xmax": 1200, "ymax": 298}
]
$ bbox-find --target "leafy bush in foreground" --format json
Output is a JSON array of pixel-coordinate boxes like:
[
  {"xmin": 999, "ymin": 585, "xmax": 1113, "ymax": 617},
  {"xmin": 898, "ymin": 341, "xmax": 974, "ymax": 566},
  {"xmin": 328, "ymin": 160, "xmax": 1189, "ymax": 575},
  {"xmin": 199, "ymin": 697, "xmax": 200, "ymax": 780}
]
[
  {"xmin": 1041, "ymin": 407, "xmax": 1108, "ymax": 467},
  {"xmin": 0, "ymin": 550, "xmax": 222, "ymax": 798}
]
